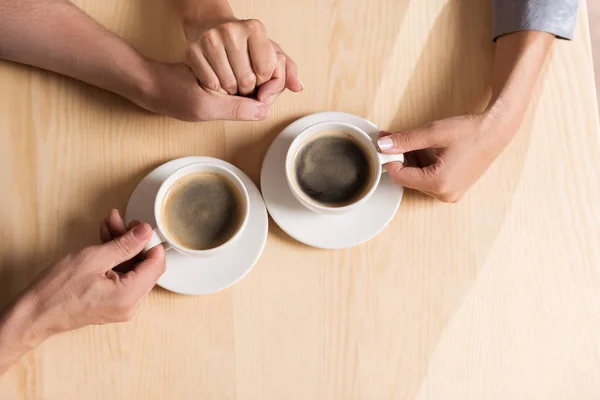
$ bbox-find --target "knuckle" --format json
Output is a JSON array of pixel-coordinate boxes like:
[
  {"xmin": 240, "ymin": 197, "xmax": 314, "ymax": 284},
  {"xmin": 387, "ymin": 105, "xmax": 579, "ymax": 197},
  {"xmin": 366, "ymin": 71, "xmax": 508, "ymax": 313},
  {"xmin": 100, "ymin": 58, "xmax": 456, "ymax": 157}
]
[
  {"xmin": 391, "ymin": 132, "xmax": 410, "ymax": 150},
  {"xmin": 257, "ymin": 59, "xmax": 276, "ymax": 78},
  {"xmin": 221, "ymin": 78, "xmax": 238, "ymax": 93},
  {"xmin": 204, "ymin": 79, "xmax": 221, "ymax": 92},
  {"xmin": 76, "ymin": 246, "xmax": 99, "ymax": 264},
  {"xmin": 114, "ymin": 236, "xmax": 134, "ymax": 257},
  {"xmin": 439, "ymin": 192, "xmax": 462, "ymax": 203},
  {"xmin": 238, "ymin": 72, "xmax": 256, "ymax": 89},
  {"xmin": 200, "ymin": 30, "xmax": 220, "ymax": 50},
  {"xmin": 233, "ymin": 101, "xmax": 244, "ymax": 120},
  {"xmin": 219, "ymin": 21, "xmax": 239, "ymax": 37},
  {"xmin": 386, "ymin": 163, "xmax": 404, "ymax": 180},
  {"xmin": 184, "ymin": 43, "xmax": 202, "ymax": 62},
  {"xmin": 245, "ymin": 19, "xmax": 265, "ymax": 34}
]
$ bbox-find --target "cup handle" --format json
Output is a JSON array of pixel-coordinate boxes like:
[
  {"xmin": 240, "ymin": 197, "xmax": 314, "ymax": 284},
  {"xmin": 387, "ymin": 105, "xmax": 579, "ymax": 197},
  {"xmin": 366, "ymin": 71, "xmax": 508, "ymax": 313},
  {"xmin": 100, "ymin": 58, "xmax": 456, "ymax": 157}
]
[
  {"xmin": 142, "ymin": 228, "xmax": 170, "ymax": 254},
  {"xmin": 377, "ymin": 152, "xmax": 404, "ymax": 174}
]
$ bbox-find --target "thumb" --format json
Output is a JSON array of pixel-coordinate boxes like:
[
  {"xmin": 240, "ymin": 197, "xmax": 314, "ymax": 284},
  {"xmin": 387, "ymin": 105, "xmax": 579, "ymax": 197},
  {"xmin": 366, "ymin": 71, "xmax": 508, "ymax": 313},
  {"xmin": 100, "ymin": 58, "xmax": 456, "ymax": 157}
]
[
  {"xmin": 100, "ymin": 223, "xmax": 153, "ymax": 268},
  {"xmin": 206, "ymin": 94, "xmax": 269, "ymax": 121},
  {"xmin": 284, "ymin": 57, "xmax": 303, "ymax": 92},
  {"xmin": 377, "ymin": 125, "xmax": 446, "ymax": 154}
]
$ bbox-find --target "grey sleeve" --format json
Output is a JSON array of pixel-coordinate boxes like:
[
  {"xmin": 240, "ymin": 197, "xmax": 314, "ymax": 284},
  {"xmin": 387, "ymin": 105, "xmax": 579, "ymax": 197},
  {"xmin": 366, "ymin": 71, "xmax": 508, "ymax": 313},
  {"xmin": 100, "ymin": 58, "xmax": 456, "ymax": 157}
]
[{"xmin": 492, "ymin": 0, "xmax": 580, "ymax": 41}]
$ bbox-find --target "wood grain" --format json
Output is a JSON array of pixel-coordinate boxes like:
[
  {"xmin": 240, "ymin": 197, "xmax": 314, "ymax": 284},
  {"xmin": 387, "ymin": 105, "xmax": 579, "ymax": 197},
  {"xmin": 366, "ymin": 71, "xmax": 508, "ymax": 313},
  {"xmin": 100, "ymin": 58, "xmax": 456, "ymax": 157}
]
[{"xmin": 1, "ymin": 0, "xmax": 600, "ymax": 399}]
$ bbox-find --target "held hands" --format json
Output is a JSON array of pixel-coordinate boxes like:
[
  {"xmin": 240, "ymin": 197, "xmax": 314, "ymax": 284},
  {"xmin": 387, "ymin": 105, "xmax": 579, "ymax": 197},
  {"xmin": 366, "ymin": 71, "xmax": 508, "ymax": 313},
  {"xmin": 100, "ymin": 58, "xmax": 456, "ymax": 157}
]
[
  {"xmin": 19, "ymin": 210, "xmax": 165, "ymax": 340},
  {"xmin": 141, "ymin": 17, "xmax": 301, "ymax": 122},
  {"xmin": 378, "ymin": 111, "xmax": 516, "ymax": 203},
  {"xmin": 182, "ymin": 18, "xmax": 302, "ymax": 103}
]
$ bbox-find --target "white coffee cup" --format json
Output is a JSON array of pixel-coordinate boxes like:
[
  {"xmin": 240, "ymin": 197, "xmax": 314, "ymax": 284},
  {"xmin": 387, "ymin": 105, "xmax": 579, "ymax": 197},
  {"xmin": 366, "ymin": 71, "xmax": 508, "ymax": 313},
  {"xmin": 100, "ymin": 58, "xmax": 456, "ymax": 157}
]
[
  {"xmin": 143, "ymin": 162, "xmax": 250, "ymax": 257},
  {"xmin": 285, "ymin": 121, "xmax": 404, "ymax": 214}
]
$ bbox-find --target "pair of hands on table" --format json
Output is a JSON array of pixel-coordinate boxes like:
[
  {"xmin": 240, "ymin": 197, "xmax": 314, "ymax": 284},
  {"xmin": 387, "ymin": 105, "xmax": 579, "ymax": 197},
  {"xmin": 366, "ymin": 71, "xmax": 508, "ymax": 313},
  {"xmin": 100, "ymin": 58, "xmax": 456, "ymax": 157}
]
[
  {"xmin": 0, "ymin": 210, "xmax": 166, "ymax": 376},
  {"xmin": 147, "ymin": 17, "xmax": 302, "ymax": 122}
]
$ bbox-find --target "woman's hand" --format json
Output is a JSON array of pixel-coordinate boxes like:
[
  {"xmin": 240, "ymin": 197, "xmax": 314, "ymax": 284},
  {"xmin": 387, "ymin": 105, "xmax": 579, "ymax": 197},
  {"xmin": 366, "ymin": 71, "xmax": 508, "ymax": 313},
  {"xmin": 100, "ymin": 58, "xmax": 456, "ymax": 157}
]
[
  {"xmin": 378, "ymin": 111, "xmax": 517, "ymax": 203},
  {"xmin": 378, "ymin": 31, "xmax": 554, "ymax": 202},
  {"xmin": 181, "ymin": 17, "xmax": 302, "ymax": 104}
]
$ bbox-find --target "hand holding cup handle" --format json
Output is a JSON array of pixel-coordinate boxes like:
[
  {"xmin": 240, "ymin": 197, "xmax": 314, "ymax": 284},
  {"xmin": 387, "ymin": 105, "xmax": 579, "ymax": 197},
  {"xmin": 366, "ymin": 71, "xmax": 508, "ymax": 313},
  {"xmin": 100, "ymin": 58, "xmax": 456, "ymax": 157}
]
[
  {"xmin": 143, "ymin": 229, "xmax": 170, "ymax": 254},
  {"xmin": 140, "ymin": 162, "xmax": 250, "ymax": 259},
  {"xmin": 286, "ymin": 121, "xmax": 404, "ymax": 215}
]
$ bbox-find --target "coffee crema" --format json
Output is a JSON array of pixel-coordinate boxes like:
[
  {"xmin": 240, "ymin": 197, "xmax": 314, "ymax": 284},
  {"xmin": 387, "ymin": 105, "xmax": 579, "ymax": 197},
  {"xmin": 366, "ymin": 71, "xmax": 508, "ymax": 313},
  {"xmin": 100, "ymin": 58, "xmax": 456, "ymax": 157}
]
[
  {"xmin": 294, "ymin": 130, "xmax": 373, "ymax": 206},
  {"xmin": 161, "ymin": 171, "xmax": 244, "ymax": 250}
]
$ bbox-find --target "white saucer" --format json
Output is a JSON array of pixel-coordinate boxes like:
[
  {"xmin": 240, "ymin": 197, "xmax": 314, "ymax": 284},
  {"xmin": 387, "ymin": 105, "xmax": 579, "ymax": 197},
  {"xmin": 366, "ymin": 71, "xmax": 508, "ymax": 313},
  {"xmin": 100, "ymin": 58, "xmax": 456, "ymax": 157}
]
[
  {"xmin": 125, "ymin": 157, "xmax": 268, "ymax": 295},
  {"xmin": 260, "ymin": 112, "xmax": 403, "ymax": 249}
]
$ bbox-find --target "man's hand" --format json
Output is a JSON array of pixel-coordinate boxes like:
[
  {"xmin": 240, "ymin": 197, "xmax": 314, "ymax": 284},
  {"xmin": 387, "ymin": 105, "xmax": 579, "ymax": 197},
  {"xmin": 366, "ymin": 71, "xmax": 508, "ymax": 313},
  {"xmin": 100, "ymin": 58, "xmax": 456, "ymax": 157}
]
[
  {"xmin": 141, "ymin": 62, "xmax": 270, "ymax": 122},
  {"xmin": 27, "ymin": 210, "xmax": 166, "ymax": 335},
  {"xmin": 0, "ymin": 210, "xmax": 165, "ymax": 376},
  {"xmin": 0, "ymin": 1, "xmax": 284, "ymax": 122},
  {"xmin": 378, "ymin": 112, "xmax": 516, "ymax": 203}
]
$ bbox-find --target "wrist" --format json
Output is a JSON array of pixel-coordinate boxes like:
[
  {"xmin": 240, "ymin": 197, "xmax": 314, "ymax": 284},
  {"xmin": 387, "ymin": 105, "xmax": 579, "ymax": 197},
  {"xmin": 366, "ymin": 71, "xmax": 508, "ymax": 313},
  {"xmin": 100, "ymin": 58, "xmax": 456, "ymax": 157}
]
[
  {"xmin": 120, "ymin": 57, "xmax": 162, "ymax": 114},
  {"xmin": 180, "ymin": 5, "xmax": 235, "ymax": 37},
  {"xmin": 0, "ymin": 294, "xmax": 47, "ymax": 374},
  {"xmin": 480, "ymin": 102, "xmax": 523, "ymax": 147}
]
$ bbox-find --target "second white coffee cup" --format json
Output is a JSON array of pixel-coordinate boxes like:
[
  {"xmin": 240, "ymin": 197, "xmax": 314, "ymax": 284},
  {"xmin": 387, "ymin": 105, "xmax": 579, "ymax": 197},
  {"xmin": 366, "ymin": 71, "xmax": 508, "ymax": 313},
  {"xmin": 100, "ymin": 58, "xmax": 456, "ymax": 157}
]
[
  {"xmin": 285, "ymin": 121, "xmax": 404, "ymax": 214},
  {"xmin": 143, "ymin": 161, "xmax": 250, "ymax": 257}
]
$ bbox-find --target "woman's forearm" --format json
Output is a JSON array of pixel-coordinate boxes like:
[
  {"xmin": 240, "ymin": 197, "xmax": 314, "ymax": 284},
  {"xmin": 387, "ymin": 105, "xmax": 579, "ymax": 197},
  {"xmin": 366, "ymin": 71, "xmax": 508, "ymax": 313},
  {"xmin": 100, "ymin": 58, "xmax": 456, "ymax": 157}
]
[
  {"xmin": 0, "ymin": 0, "xmax": 155, "ymax": 107},
  {"xmin": 487, "ymin": 31, "xmax": 555, "ymax": 126},
  {"xmin": 171, "ymin": 0, "xmax": 234, "ymax": 31}
]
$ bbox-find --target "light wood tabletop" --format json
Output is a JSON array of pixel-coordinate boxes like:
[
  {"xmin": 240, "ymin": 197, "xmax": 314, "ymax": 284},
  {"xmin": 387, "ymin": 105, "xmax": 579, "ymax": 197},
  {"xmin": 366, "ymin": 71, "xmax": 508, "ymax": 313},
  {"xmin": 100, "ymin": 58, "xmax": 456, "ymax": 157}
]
[{"xmin": 1, "ymin": 0, "xmax": 600, "ymax": 399}]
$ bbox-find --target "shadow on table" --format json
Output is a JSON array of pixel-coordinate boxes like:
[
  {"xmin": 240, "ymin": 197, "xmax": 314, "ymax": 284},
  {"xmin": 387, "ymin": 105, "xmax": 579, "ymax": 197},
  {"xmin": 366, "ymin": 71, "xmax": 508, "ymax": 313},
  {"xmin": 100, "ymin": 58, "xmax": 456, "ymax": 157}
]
[
  {"xmin": 383, "ymin": 0, "xmax": 553, "ymax": 396},
  {"xmin": 0, "ymin": 162, "xmax": 162, "ymax": 311}
]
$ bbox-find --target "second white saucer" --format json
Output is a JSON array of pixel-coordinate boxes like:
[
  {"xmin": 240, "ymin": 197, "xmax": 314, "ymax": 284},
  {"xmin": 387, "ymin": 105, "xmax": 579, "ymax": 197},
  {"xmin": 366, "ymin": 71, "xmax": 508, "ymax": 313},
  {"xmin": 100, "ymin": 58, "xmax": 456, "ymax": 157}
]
[
  {"xmin": 260, "ymin": 112, "xmax": 403, "ymax": 250},
  {"xmin": 125, "ymin": 157, "xmax": 268, "ymax": 295}
]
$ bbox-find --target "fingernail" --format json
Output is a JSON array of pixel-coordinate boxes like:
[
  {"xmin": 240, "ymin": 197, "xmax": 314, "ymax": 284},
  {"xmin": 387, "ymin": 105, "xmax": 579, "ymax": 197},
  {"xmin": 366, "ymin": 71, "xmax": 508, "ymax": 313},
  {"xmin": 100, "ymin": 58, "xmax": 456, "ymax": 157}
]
[
  {"xmin": 133, "ymin": 223, "xmax": 150, "ymax": 240},
  {"xmin": 298, "ymin": 78, "xmax": 304, "ymax": 90},
  {"xmin": 256, "ymin": 103, "xmax": 268, "ymax": 119},
  {"xmin": 378, "ymin": 137, "xmax": 394, "ymax": 151}
]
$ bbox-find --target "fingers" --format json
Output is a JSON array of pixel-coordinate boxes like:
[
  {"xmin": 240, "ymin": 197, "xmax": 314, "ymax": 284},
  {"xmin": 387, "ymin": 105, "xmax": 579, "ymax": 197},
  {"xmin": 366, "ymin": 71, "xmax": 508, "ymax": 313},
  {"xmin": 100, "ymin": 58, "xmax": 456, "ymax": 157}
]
[
  {"xmin": 246, "ymin": 20, "xmax": 276, "ymax": 87},
  {"xmin": 100, "ymin": 209, "xmax": 127, "ymax": 243},
  {"xmin": 107, "ymin": 209, "xmax": 127, "ymax": 236},
  {"xmin": 121, "ymin": 244, "xmax": 166, "ymax": 297},
  {"xmin": 183, "ymin": 47, "xmax": 225, "ymax": 93},
  {"xmin": 385, "ymin": 162, "xmax": 439, "ymax": 192},
  {"xmin": 201, "ymin": 35, "xmax": 238, "ymax": 95},
  {"xmin": 100, "ymin": 222, "xmax": 111, "ymax": 243},
  {"xmin": 377, "ymin": 124, "xmax": 451, "ymax": 154},
  {"xmin": 99, "ymin": 223, "xmax": 153, "ymax": 269},
  {"xmin": 256, "ymin": 43, "xmax": 302, "ymax": 105},
  {"xmin": 201, "ymin": 92, "xmax": 269, "ymax": 121},
  {"xmin": 225, "ymin": 38, "xmax": 257, "ymax": 96},
  {"xmin": 285, "ymin": 57, "xmax": 302, "ymax": 92},
  {"xmin": 277, "ymin": 46, "xmax": 302, "ymax": 92},
  {"xmin": 256, "ymin": 52, "xmax": 286, "ymax": 105}
]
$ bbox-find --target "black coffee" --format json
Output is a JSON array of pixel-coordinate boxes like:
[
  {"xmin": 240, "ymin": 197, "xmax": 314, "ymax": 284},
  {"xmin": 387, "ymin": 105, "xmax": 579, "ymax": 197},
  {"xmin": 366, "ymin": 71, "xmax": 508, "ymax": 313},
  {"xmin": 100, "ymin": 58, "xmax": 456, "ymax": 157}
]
[
  {"xmin": 294, "ymin": 132, "xmax": 372, "ymax": 206},
  {"xmin": 162, "ymin": 172, "xmax": 244, "ymax": 250}
]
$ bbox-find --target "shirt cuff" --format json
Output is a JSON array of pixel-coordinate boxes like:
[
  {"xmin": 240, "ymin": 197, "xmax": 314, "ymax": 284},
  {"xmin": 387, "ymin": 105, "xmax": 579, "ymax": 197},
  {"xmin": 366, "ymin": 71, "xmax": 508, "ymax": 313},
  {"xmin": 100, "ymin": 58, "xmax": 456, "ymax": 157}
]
[{"xmin": 492, "ymin": 0, "xmax": 579, "ymax": 41}]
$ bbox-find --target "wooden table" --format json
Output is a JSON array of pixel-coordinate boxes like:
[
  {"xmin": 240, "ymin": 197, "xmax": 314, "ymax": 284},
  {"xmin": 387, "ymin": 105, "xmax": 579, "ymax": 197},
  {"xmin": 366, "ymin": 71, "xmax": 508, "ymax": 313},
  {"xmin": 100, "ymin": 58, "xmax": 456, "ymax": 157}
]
[{"xmin": 1, "ymin": 0, "xmax": 600, "ymax": 398}]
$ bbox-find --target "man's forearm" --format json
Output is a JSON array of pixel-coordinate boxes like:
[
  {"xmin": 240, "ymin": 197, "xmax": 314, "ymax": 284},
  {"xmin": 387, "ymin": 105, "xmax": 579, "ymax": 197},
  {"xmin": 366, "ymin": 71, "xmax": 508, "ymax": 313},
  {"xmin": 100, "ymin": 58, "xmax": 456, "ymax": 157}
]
[
  {"xmin": 487, "ymin": 31, "xmax": 554, "ymax": 127},
  {"xmin": 0, "ymin": 0, "xmax": 155, "ymax": 108},
  {"xmin": 0, "ymin": 295, "xmax": 45, "ymax": 377}
]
